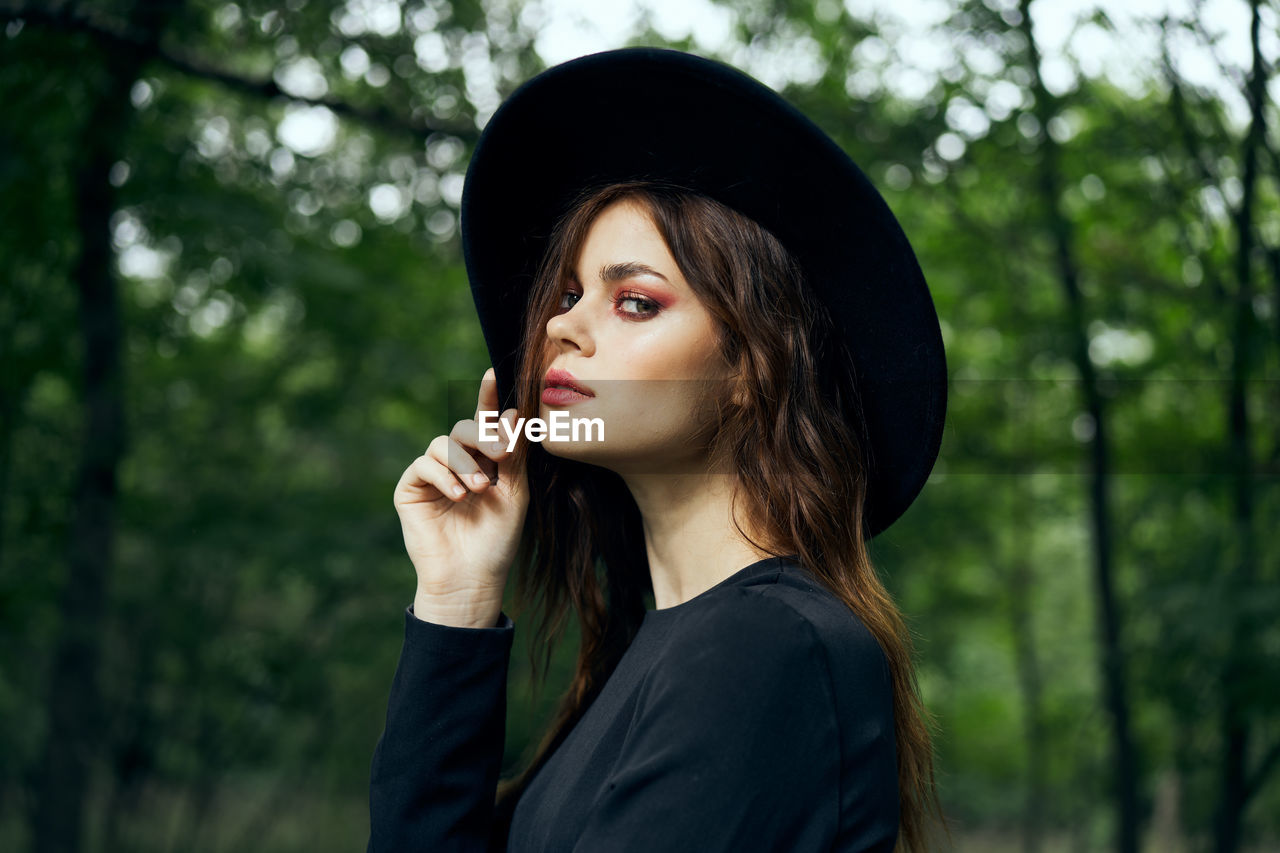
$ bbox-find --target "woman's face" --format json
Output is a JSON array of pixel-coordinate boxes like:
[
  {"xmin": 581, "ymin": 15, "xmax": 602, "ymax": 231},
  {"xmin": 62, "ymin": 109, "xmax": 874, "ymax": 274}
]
[{"xmin": 536, "ymin": 198, "xmax": 735, "ymax": 475}]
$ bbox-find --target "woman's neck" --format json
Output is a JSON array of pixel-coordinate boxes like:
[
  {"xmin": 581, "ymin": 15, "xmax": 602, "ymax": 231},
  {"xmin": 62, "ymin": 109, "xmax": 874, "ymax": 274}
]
[{"xmin": 621, "ymin": 469, "xmax": 772, "ymax": 610}]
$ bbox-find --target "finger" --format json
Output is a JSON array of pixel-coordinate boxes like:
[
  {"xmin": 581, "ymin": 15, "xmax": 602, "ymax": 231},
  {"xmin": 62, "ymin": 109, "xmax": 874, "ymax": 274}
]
[
  {"xmin": 395, "ymin": 451, "xmax": 469, "ymax": 504},
  {"xmin": 449, "ymin": 419, "xmax": 501, "ymax": 478},
  {"xmin": 451, "ymin": 416, "xmax": 509, "ymax": 462},
  {"xmin": 428, "ymin": 434, "xmax": 495, "ymax": 493},
  {"xmin": 474, "ymin": 367, "xmax": 500, "ymax": 425}
]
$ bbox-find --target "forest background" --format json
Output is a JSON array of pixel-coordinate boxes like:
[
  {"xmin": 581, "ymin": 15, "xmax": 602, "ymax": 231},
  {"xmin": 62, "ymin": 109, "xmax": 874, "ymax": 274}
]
[{"xmin": 1, "ymin": 0, "xmax": 1278, "ymax": 851}]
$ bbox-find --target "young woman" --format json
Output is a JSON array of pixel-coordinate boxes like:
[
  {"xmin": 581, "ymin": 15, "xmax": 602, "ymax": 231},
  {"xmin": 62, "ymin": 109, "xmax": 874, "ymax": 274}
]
[{"xmin": 369, "ymin": 48, "xmax": 949, "ymax": 853}]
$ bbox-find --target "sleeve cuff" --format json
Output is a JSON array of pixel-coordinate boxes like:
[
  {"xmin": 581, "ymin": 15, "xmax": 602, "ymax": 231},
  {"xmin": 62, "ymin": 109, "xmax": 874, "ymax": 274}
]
[{"xmin": 403, "ymin": 605, "xmax": 515, "ymax": 659}]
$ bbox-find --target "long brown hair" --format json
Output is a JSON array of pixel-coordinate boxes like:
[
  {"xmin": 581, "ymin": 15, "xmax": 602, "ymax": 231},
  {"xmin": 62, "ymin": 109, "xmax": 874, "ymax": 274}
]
[{"xmin": 491, "ymin": 180, "xmax": 947, "ymax": 851}]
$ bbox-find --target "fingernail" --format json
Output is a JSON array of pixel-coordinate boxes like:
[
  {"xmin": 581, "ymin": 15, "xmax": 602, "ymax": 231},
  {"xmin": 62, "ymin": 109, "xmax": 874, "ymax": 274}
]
[
  {"xmin": 472, "ymin": 473, "xmax": 488, "ymax": 486},
  {"xmin": 450, "ymin": 485, "xmax": 466, "ymax": 497}
]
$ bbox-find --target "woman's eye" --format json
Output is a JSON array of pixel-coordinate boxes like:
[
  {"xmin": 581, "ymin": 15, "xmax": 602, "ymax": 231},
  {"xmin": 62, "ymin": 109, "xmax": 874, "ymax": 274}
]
[
  {"xmin": 614, "ymin": 293, "xmax": 659, "ymax": 318},
  {"xmin": 554, "ymin": 288, "xmax": 658, "ymax": 319}
]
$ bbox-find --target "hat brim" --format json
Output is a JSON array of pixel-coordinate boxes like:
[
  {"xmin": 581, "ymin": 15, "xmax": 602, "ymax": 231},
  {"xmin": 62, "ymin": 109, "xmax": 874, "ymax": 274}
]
[{"xmin": 460, "ymin": 46, "xmax": 947, "ymax": 539}]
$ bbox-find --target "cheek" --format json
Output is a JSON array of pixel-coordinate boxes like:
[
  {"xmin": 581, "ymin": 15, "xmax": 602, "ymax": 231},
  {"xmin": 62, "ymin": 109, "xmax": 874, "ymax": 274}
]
[
  {"xmin": 609, "ymin": 320, "xmax": 728, "ymax": 432},
  {"xmin": 613, "ymin": 318, "xmax": 724, "ymax": 380}
]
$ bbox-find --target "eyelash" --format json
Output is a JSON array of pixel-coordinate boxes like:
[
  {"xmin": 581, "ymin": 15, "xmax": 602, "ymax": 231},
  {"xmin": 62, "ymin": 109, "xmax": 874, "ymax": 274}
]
[{"xmin": 557, "ymin": 289, "xmax": 661, "ymax": 319}]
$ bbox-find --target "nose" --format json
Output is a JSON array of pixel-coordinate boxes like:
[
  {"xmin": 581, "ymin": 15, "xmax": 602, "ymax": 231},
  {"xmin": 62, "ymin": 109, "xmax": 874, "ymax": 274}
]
[{"xmin": 545, "ymin": 295, "xmax": 595, "ymax": 357}]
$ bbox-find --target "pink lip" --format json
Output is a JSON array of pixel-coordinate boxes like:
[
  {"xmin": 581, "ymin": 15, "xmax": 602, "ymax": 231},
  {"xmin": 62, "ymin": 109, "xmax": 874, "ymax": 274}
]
[
  {"xmin": 543, "ymin": 367, "xmax": 594, "ymax": 397},
  {"xmin": 541, "ymin": 386, "xmax": 592, "ymax": 406}
]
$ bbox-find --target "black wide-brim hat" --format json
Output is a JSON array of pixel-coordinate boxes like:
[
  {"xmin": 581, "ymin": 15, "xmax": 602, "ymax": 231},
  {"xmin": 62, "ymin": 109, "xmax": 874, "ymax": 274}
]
[{"xmin": 459, "ymin": 47, "xmax": 947, "ymax": 539}]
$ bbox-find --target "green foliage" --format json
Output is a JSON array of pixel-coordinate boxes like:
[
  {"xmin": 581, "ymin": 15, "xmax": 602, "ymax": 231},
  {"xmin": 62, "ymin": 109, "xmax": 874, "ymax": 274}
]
[{"xmin": 2, "ymin": 1, "xmax": 1277, "ymax": 851}]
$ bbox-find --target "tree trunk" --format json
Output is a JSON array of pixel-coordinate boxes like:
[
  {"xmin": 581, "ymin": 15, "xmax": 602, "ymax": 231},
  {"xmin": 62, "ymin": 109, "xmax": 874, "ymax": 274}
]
[
  {"xmin": 29, "ymin": 3, "xmax": 181, "ymax": 851},
  {"xmin": 1213, "ymin": 2, "xmax": 1266, "ymax": 850},
  {"xmin": 1007, "ymin": 237, "xmax": 1047, "ymax": 853},
  {"xmin": 1009, "ymin": 507, "xmax": 1047, "ymax": 853},
  {"xmin": 1016, "ymin": 4, "xmax": 1139, "ymax": 851}
]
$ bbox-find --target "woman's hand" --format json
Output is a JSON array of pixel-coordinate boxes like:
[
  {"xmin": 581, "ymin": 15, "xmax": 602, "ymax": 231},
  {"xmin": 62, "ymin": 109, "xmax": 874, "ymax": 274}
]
[{"xmin": 393, "ymin": 368, "xmax": 530, "ymax": 628}]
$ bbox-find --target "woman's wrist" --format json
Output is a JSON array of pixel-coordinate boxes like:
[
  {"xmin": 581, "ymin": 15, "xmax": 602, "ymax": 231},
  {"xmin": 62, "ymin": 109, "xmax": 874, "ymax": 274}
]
[{"xmin": 412, "ymin": 587, "xmax": 504, "ymax": 629}]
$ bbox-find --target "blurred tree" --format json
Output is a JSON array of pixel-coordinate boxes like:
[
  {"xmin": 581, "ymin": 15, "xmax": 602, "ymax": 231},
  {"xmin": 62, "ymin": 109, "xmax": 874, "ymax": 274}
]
[
  {"xmin": 1, "ymin": 1, "xmax": 1276, "ymax": 851},
  {"xmin": 1013, "ymin": 1, "xmax": 1140, "ymax": 850}
]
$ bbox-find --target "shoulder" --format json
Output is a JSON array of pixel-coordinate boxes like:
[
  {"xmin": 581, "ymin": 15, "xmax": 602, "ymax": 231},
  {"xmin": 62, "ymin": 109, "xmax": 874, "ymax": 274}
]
[
  {"xmin": 656, "ymin": 569, "xmax": 892, "ymax": 708},
  {"xmin": 662, "ymin": 584, "xmax": 826, "ymax": 660},
  {"xmin": 639, "ymin": 587, "xmax": 842, "ymax": 748},
  {"xmin": 761, "ymin": 568, "xmax": 893, "ymax": 692},
  {"xmin": 651, "ymin": 585, "xmax": 834, "ymax": 703}
]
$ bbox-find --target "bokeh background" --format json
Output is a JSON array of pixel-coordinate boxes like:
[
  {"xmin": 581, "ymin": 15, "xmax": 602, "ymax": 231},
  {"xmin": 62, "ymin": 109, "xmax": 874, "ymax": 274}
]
[{"xmin": 2, "ymin": 0, "xmax": 1278, "ymax": 850}]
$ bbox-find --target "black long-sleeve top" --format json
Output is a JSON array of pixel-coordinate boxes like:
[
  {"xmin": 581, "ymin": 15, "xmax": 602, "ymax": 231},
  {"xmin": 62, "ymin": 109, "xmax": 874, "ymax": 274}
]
[{"xmin": 367, "ymin": 555, "xmax": 900, "ymax": 851}]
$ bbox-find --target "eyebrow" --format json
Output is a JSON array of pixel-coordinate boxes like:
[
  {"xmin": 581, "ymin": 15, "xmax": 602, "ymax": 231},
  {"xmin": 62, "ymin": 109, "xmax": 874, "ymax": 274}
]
[{"xmin": 571, "ymin": 261, "xmax": 670, "ymax": 286}]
